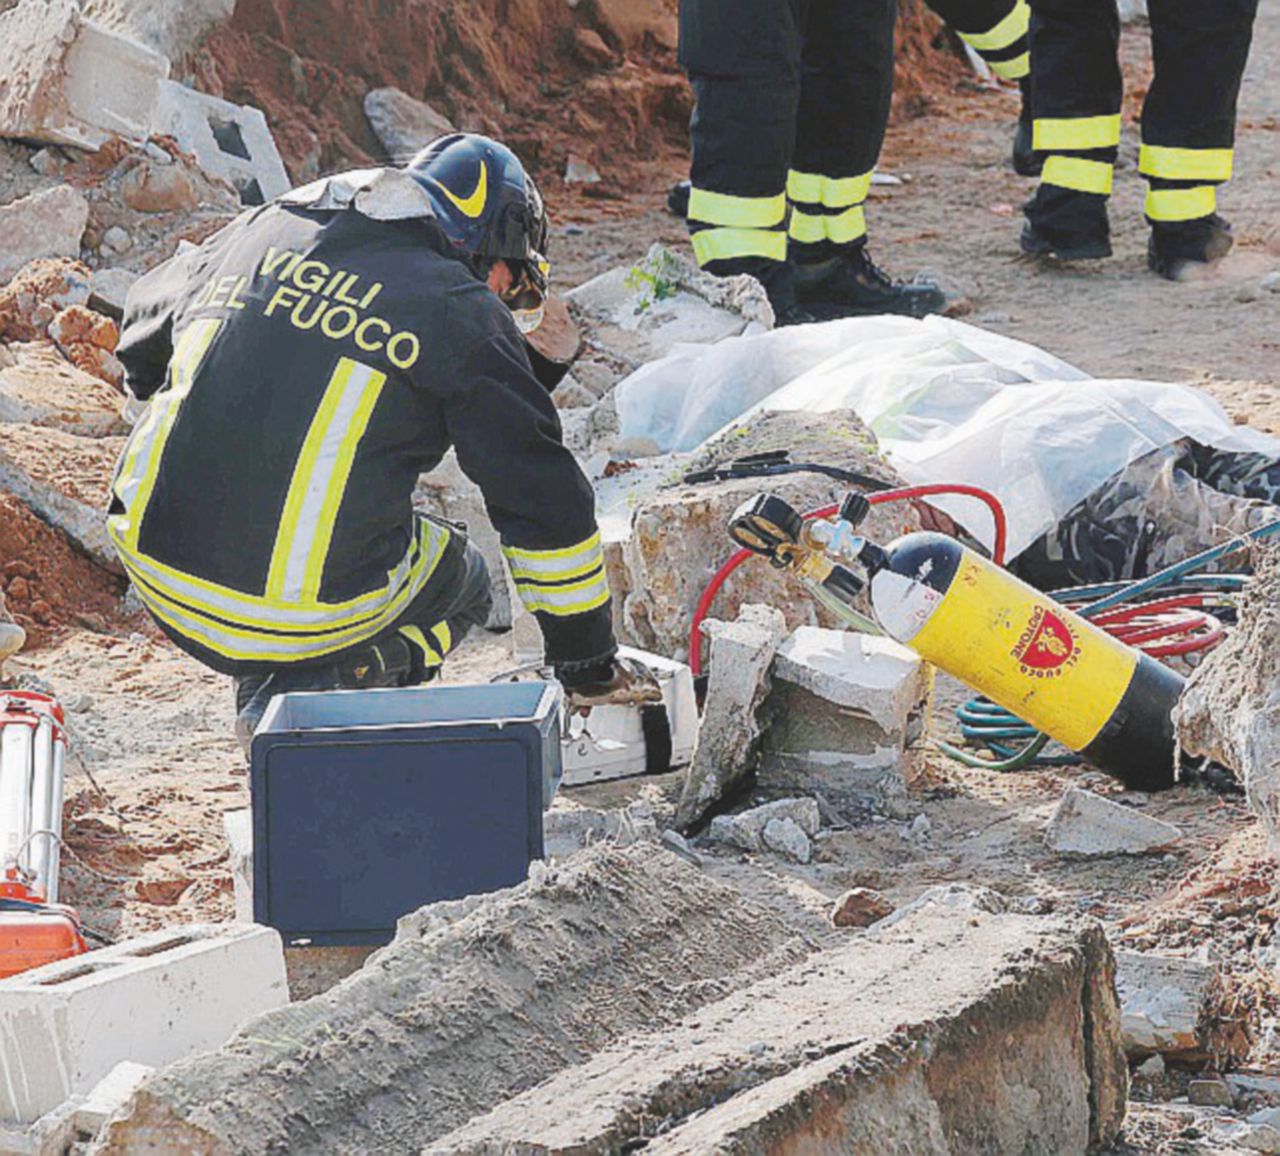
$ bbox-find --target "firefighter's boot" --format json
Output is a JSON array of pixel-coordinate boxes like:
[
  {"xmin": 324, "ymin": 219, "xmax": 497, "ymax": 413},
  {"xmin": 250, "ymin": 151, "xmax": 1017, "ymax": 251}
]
[
  {"xmin": 795, "ymin": 249, "xmax": 945, "ymax": 319},
  {"xmin": 1012, "ymin": 78, "xmax": 1042, "ymax": 177},
  {"xmin": 1148, "ymin": 214, "xmax": 1234, "ymax": 281}
]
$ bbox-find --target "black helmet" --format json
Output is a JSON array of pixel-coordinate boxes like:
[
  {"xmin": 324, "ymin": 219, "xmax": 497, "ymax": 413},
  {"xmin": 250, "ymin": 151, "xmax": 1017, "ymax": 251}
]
[{"xmin": 407, "ymin": 133, "xmax": 550, "ymax": 331}]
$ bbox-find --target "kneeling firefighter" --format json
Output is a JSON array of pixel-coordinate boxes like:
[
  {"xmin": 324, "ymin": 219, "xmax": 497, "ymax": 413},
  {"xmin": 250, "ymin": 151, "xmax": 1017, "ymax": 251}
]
[{"xmin": 110, "ymin": 134, "xmax": 633, "ymax": 751}]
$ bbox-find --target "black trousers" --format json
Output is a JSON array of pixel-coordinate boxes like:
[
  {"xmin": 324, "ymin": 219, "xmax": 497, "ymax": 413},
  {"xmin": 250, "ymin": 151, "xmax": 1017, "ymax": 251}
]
[
  {"xmin": 1025, "ymin": 0, "xmax": 1258, "ymax": 244},
  {"xmin": 928, "ymin": 0, "xmax": 1031, "ymax": 82},
  {"xmin": 680, "ymin": 0, "xmax": 898, "ymax": 305}
]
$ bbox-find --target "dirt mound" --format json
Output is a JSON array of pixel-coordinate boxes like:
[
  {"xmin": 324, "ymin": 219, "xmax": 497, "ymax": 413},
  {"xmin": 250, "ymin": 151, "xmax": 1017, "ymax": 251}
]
[{"xmin": 0, "ymin": 493, "xmax": 127, "ymax": 647}]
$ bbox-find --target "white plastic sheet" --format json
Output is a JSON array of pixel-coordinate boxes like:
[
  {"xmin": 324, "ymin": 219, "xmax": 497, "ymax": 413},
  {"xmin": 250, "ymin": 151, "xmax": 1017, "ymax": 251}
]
[{"xmin": 613, "ymin": 315, "xmax": 1280, "ymax": 557}]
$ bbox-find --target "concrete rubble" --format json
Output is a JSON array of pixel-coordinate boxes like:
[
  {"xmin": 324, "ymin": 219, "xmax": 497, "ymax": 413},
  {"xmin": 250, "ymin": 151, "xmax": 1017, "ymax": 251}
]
[
  {"xmin": 0, "ymin": 186, "xmax": 89, "ymax": 283},
  {"xmin": 675, "ymin": 604, "xmax": 786, "ymax": 832},
  {"xmin": 708, "ymin": 796, "xmax": 822, "ymax": 862},
  {"xmin": 1115, "ymin": 950, "xmax": 1227, "ymax": 1062},
  {"xmin": 1178, "ymin": 545, "xmax": 1280, "ymax": 856},
  {"xmin": 428, "ymin": 893, "xmax": 1127, "ymax": 1154},
  {"xmin": 762, "ymin": 625, "xmax": 930, "ymax": 810},
  {"xmin": 831, "ymin": 886, "xmax": 895, "ymax": 928},
  {"xmin": 364, "ymin": 86, "xmax": 456, "ymax": 162},
  {"xmin": 95, "ymin": 846, "xmax": 815, "ymax": 1152},
  {"xmin": 1045, "ymin": 787, "xmax": 1183, "ymax": 857}
]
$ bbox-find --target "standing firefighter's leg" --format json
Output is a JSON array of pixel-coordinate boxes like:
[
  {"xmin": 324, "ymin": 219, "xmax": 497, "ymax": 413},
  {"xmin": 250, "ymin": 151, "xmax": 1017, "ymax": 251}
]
[
  {"xmin": 396, "ymin": 536, "xmax": 493, "ymax": 682},
  {"xmin": 791, "ymin": 0, "xmax": 945, "ymax": 318},
  {"xmin": 1142, "ymin": 0, "xmax": 1259, "ymax": 279},
  {"xmin": 680, "ymin": 0, "xmax": 807, "ymax": 321},
  {"xmin": 1022, "ymin": 0, "xmax": 1121, "ymax": 258}
]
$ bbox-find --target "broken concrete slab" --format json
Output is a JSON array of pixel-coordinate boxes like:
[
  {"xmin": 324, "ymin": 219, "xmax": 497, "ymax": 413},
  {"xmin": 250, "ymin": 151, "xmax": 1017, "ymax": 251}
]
[
  {"xmin": 95, "ymin": 846, "xmax": 814, "ymax": 1153},
  {"xmin": 0, "ymin": 186, "xmax": 89, "ymax": 284},
  {"xmin": 619, "ymin": 408, "xmax": 914, "ymax": 657},
  {"xmin": 707, "ymin": 797, "xmax": 821, "ymax": 858},
  {"xmin": 81, "ymin": 0, "xmax": 234, "ymax": 61},
  {"xmin": 1178, "ymin": 545, "xmax": 1280, "ymax": 856},
  {"xmin": 1116, "ymin": 950, "xmax": 1225, "ymax": 1061},
  {"xmin": 363, "ymin": 86, "xmax": 454, "ymax": 162},
  {"xmin": 0, "ymin": 341, "xmax": 126, "ymax": 435},
  {"xmin": 565, "ymin": 244, "xmax": 772, "ymax": 367},
  {"xmin": 675, "ymin": 604, "xmax": 787, "ymax": 832},
  {"xmin": 87, "ymin": 266, "xmax": 138, "ymax": 318},
  {"xmin": 429, "ymin": 900, "xmax": 1128, "ymax": 1154},
  {"xmin": 0, "ymin": 423, "xmax": 123, "ymax": 572},
  {"xmin": 0, "ymin": 923, "xmax": 286, "ymax": 1124},
  {"xmin": 73, "ymin": 1060, "xmax": 153, "ymax": 1135},
  {"xmin": 762, "ymin": 626, "xmax": 931, "ymax": 809},
  {"xmin": 150, "ymin": 79, "xmax": 291, "ymax": 205},
  {"xmin": 0, "ymin": 0, "xmax": 169, "ymax": 152},
  {"xmin": 1045, "ymin": 787, "xmax": 1183, "ymax": 857}
]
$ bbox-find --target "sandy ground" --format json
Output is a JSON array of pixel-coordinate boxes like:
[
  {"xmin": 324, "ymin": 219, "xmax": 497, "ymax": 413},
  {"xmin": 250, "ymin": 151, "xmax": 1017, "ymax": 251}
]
[{"xmin": 3, "ymin": 7, "xmax": 1278, "ymax": 1150}]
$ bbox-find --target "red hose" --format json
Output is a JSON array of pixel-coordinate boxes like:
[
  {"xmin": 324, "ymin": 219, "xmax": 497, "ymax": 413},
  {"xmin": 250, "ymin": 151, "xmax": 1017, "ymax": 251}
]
[{"xmin": 688, "ymin": 484, "xmax": 1009, "ymax": 676}]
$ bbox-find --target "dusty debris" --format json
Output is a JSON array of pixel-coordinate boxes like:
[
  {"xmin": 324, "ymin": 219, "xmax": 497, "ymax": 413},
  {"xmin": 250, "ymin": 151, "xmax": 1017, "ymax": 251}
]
[
  {"xmin": 0, "ymin": 258, "xmax": 92, "ymax": 341},
  {"xmin": 830, "ymin": 886, "xmax": 894, "ymax": 928},
  {"xmin": 0, "ymin": 186, "xmax": 89, "ymax": 283},
  {"xmin": 364, "ymin": 87, "xmax": 454, "ymax": 163},
  {"xmin": 1116, "ymin": 950, "xmax": 1225, "ymax": 1061},
  {"xmin": 1045, "ymin": 787, "xmax": 1183, "ymax": 858},
  {"xmin": 96, "ymin": 846, "xmax": 814, "ymax": 1153},
  {"xmin": 428, "ymin": 901, "xmax": 1127, "ymax": 1154},
  {"xmin": 675, "ymin": 604, "xmax": 787, "ymax": 832},
  {"xmin": 1178, "ymin": 546, "xmax": 1280, "ymax": 856}
]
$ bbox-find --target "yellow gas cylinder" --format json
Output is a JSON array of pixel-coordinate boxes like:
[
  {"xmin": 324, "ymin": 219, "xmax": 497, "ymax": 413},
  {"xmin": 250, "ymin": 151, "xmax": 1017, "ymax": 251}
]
[{"xmin": 868, "ymin": 532, "xmax": 1185, "ymax": 790}]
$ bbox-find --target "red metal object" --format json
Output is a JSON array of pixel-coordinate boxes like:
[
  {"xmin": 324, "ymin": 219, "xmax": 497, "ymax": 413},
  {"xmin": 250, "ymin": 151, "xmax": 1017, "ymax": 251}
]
[{"xmin": 0, "ymin": 871, "xmax": 87, "ymax": 979}]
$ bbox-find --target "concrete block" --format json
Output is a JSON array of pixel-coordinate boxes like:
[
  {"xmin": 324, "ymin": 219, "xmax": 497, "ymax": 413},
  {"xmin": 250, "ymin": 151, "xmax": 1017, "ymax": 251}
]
[
  {"xmin": 430, "ymin": 898, "xmax": 1128, "ymax": 1154},
  {"xmin": 363, "ymin": 87, "xmax": 454, "ymax": 162},
  {"xmin": 675, "ymin": 605, "xmax": 787, "ymax": 831},
  {"xmin": 73, "ymin": 1061, "xmax": 153, "ymax": 1134},
  {"xmin": 1045, "ymin": 787, "xmax": 1182, "ymax": 857},
  {"xmin": 0, "ymin": 187, "xmax": 89, "ymax": 284},
  {"xmin": 223, "ymin": 807, "xmax": 253, "ymax": 924},
  {"xmin": 0, "ymin": 0, "xmax": 169, "ymax": 152},
  {"xmin": 762, "ymin": 627, "xmax": 931, "ymax": 807},
  {"xmin": 0, "ymin": 923, "xmax": 287, "ymax": 1123},
  {"xmin": 95, "ymin": 846, "xmax": 814, "ymax": 1153},
  {"xmin": 81, "ymin": 0, "xmax": 235, "ymax": 62},
  {"xmin": 1116, "ymin": 949, "xmax": 1222, "ymax": 1060},
  {"xmin": 150, "ymin": 79, "xmax": 291, "ymax": 205},
  {"xmin": 0, "ymin": 343, "xmax": 125, "ymax": 437},
  {"xmin": 88, "ymin": 268, "xmax": 139, "ymax": 319}
]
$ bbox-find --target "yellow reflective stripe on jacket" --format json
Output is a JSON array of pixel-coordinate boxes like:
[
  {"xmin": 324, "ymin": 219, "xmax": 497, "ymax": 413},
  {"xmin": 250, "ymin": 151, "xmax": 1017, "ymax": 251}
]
[
  {"xmin": 786, "ymin": 170, "xmax": 871, "ymax": 208},
  {"xmin": 112, "ymin": 317, "xmax": 222, "ymax": 550},
  {"xmin": 1146, "ymin": 185, "xmax": 1217, "ymax": 222},
  {"xmin": 687, "ymin": 188, "xmax": 786, "ymax": 229},
  {"xmin": 109, "ymin": 517, "xmax": 448, "ymax": 628},
  {"xmin": 1139, "ymin": 145, "xmax": 1233, "ymax": 182},
  {"xmin": 692, "ymin": 227, "xmax": 787, "ymax": 266},
  {"xmin": 266, "ymin": 357, "xmax": 388, "ymax": 602},
  {"xmin": 121, "ymin": 520, "xmax": 450, "ymax": 663},
  {"xmin": 400, "ymin": 620, "xmax": 453, "ymax": 668},
  {"xmin": 1042, "ymin": 156, "xmax": 1114, "ymax": 196},
  {"xmin": 789, "ymin": 205, "xmax": 867, "ymax": 245},
  {"xmin": 958, "ymin": 0, "xmax": 1029, "ymax": 52},
  {"xmin": 1033, "ymin": 114, "xmax": 1122, "ymax": 152},
  {"xmin": 989, "ymin": 51, "xmax": 1030, "ymax": 79},
  {"xmin": 513, "ymin": 571, "xmax": 611, "ymax": 617}
]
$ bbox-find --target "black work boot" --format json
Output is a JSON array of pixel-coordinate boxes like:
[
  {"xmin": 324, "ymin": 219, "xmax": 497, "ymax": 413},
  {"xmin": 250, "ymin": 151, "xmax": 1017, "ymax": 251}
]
[
  {"xmin": 1148, "ymin": 214, "xmax": 1234, "ymax": 281},
  {"xmin": 1020, "ymin": 220, "xmax": 1112, "ymax": 261},
  {"xmin": 1012, "ymin": 78, "xmax": 1042, "ymax": 177},
  {"xmin": 1021, "ymin": 185, "xmax": 1112, "ymax": 261},
  {"xmin": 795, "ymin": 249, "xmax": 945, "ymax": 319},
  {"xmin": 667, "ymin": 179, "xmax": 691, "ymax": 218}
]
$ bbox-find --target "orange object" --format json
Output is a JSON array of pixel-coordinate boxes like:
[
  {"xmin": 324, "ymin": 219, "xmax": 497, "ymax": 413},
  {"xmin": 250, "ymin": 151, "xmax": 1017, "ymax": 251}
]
[{"xmin": 0, "ymin": 872, "xmax": 87, "ymax": 979}]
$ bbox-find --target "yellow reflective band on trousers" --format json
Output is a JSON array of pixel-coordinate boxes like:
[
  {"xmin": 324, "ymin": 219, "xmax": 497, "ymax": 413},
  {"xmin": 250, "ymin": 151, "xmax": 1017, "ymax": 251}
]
[
  {"xmin": 504, "ymin": 533, "xmax": 610, "ymax": 618},
  {"xmin": 111, "ymin": 317, "xmax": 223, "ymax": 551},
  {"xmin": 989, "ymin": 51, "xmax": 1030, "ymax": 80},
  {"xmin": 400, "ymin": 620, "xmax": 453, "ymax": 668},
  {"xmin": 1145, "ymin": 185, "xmax": 1217, "ymax": 222},
  {"xmin": 116, "ymin": 518, "xmax": 452, "ymax": 663},
  {"xmin": 1139, "ymin": 145, "xmax": 1233, "ymax": 183},
  {"xmin": 1042, "ymin": 156, "xmax": 1114, "ymax": 195},
  {"xmin": 787, "ymin": 170, "xmax": 871, "ymax": 209},
  {"xmin": 958, "ymin": 0, "xmax": 1029, "ymax": 52},
  {"xmin": 687, "ymin": 188, "xmax": 786, "ymax": 229},
  {"xmin": 266, "ymin": 357, "xmax": 388, "ymax": 602},
  {"xmin": 692, "ymin": 227, "xmax": 787, "ymax": 266},
  {"xmin": 789, "ymin": 205, "xmax": 867, "ymax": 245},
  {"xmin": 1033, "ymin": 114, "xmax": 1122, "ymax": 152}
]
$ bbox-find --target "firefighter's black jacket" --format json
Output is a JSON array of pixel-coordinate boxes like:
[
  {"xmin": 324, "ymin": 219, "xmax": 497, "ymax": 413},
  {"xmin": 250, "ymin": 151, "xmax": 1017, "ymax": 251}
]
[{"xmin": 110, "ymin": 170, "xmax": 615, "ymax": 676}]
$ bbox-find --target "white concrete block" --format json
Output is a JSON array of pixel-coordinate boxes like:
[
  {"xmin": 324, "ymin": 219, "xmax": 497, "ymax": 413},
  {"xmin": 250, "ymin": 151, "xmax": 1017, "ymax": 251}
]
[
  {"xmin": 223, "ymin": 807, "xmax": 253, "ymax": 923},
  {"xmin": 0, "ymin": 923, "xmax": 287, "ymax": 1123},
  {"xmin": 72, "ymin": 1060, "xmax": 152, "ymax": 1134},
  {"xmin": 1045, "ymin": 788, "xmax": 1182, "ymax": 858},
  {"xmin": 151, "ymin": 80, "xmax": 291, "ymax": 205},
  {"xmin": 60, "ymin": 20, "xmax": 168, "ymax": 146},
  {"xmin": 1115, "ymin": 949, "xmax": 1220, "ymax": 1059}
]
